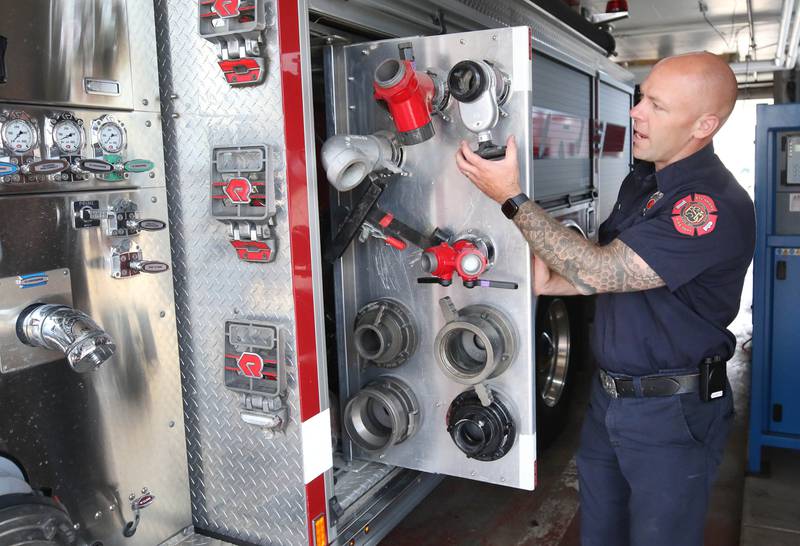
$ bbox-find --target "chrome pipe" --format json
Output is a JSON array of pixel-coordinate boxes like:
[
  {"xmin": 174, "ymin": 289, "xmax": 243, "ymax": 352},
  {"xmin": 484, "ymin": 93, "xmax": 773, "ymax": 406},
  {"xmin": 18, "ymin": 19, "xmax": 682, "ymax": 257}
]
[
  {"xmin": 16, "ymin": 303, "xmax": 116, "ymax": 373},
  {"xmin": 777, "ymin": 0, "xmax": 795, "ymax": 67}
]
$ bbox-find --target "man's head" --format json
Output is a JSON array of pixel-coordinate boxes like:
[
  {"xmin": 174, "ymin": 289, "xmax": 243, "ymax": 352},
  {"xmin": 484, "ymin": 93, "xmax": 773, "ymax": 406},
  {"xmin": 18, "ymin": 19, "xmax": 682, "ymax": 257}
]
[{"xmin": 630, "ymin": 52, "xmax": 737, "ymax": 170}]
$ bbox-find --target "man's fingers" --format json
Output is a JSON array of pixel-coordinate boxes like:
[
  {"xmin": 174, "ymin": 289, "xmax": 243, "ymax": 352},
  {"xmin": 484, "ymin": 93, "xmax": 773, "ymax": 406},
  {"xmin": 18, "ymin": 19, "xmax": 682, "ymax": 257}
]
[
  {"xmin": 505, "ymin": 135, "xmax": 518, "ymax": 163},
  {"xmin": 455, "ymin": 147, "xmax": 480, "ymax": 178}
]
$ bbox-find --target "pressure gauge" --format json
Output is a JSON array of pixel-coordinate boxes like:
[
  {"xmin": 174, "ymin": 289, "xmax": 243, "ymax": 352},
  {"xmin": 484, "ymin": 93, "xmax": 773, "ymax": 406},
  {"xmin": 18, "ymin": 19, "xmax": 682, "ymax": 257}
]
[
  {"xmin": 2, "ymin": 118, "xmax": 37, "ymax": 154},
  {"xmin": 53, "ymin": 119, "xmax": 84, "ymax": 154},
  {"xmin": 97, "ymin": 120, "xmax": 125, "ymax": 154}
]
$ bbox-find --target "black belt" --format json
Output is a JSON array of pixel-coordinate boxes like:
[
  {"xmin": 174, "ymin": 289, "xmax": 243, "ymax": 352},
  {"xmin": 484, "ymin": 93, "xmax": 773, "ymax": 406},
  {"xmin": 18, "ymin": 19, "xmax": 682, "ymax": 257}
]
[{"xmin": 599, "ymin": 369, "xmax": 701, "ymax": 398}]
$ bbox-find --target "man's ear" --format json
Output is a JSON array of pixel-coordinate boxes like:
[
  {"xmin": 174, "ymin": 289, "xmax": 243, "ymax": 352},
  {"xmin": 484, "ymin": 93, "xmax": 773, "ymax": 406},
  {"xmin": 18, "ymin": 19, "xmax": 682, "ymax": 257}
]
[{"xmin": 692, "ymin": 114, "xmax": 721, "ymax": 139}]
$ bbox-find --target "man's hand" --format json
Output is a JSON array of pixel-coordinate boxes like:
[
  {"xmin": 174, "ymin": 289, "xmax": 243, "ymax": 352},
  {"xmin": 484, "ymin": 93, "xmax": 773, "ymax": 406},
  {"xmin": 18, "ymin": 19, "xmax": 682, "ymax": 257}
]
[{"xmin": 455, "ymin": 135, "xmax": 522, "ymax": 204}]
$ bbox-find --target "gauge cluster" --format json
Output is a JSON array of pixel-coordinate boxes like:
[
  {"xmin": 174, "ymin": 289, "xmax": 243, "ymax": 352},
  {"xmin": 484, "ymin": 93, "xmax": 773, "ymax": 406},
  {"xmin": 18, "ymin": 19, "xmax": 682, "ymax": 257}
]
[{"xmin": 0, "ymin": 107, "xmax": 159, "ymax": 189}]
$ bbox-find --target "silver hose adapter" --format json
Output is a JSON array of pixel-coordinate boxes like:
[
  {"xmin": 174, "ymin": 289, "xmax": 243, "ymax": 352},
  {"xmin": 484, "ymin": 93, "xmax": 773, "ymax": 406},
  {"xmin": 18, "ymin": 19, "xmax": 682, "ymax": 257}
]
[
  {"xmin": 434, "ymin": 296, "xmax": 518, "ymax": 385},
  {"xmin": 321, "ymin": 131, "xmax": 403, "ymax": 192},
  {"xmin": 343, "ymin": 377, "xmax": 420, "ymax": 455},
  {"xmin": 16, "ymin": 303, "xmax": 116, "ymax": 373}
]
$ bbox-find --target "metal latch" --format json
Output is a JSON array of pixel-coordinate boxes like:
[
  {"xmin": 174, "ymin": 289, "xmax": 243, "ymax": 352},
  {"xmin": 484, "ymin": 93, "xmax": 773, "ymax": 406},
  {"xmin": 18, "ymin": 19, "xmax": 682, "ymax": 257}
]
[
  {"xmin": 110, "ymin": 240, "xmax": 170, "ymax": 278},
  {"xmin": 198, "ymin": 0, "xmax": 268, "ymax": 87},
  {"xmin": 228, "ymin": 221, "xmax": 275, "ymax": 263},
  {"xmin": 210, "ymin": 144, "xmax": 277, "ymax": 263},
  {"xmin": 224, "ymin": 320, "xmax": 288, "ymax": 437}
]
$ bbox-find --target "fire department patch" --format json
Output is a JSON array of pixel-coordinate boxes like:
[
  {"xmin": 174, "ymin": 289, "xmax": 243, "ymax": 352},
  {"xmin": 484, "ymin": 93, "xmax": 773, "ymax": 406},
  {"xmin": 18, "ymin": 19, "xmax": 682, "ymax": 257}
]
[{"xmin": 671, "ymin": 193, "xmax": 718, "ymax": 236}]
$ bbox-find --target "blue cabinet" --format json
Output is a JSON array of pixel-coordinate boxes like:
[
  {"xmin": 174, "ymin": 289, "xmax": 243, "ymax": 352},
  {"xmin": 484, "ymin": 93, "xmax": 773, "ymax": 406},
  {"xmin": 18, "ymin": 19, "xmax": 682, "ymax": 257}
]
[{"xmin": 749, "ymin": 104, "xmax": 800, "ymax": 472}]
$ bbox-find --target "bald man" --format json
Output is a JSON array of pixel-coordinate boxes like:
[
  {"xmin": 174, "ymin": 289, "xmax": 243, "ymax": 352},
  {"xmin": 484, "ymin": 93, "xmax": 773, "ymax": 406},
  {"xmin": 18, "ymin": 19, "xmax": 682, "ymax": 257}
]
[{"xmin": 456, "ymin": 52, "xmax": 754, "ymax": 546}]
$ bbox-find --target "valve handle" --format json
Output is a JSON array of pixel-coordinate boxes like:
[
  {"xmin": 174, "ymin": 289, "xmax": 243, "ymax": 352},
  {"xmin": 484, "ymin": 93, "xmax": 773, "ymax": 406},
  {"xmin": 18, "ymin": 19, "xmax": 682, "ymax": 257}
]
[
  {"xmin": 383, "ymin": 236, "xmax": 407, "ymax": 250},
  {"xmin": 126, "ymin": 218, "xmax": 166, "ymax": 232},
  {"xmin": 79, "ymin": 158, "xmax": 115, "ymax": 174},
  {"xmin": 124, "ymin": 159, "xmax": 155, "ymax": 173},
  {"xmin": 475, "ymin": 141, "xmax": 507, "ymax": 161},
  {"xmin": 130, "ymin": 260, "xmax": 169, "ymax": 274},
  {"xmin": 0, "ymin": 161, "xmax": 19, "ymax": 176},
  {"xmin": 462, "ymin": 278, "xmax": 518, "ymax": 290},
  {"xmin": 26, "ymin": 158, "xmax": 70, "ymax": 175},
  {"xmin": 417, "ymin": 276, "xmax": 452, "ymax": 287}
]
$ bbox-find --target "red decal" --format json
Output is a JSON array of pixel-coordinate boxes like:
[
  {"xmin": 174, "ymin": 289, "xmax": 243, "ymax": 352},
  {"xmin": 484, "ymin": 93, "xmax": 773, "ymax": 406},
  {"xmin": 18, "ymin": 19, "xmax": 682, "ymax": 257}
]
[
  {"xmin": 236, "ymin": 352, "xmax": 263, "ymax": 379},
  {"xmin": 223, "ymin": 177, "xmax": 253, "ymax": 204},
  {"xmin": 670, "ymin": 193, "xmax": 719, "ymax": 236},
  {"xmin": 230, "ymin": 239, "xmax": 271, "ymax": 262},
  {"xmin": 646, "ymin": 198, "xmax": 656, "ymax": 210},
  {"xmin": 213, "ymin": 0, "xmax": 240, "ymax": 17},
  {"xmin": 693, "ymin": 193, "xmax": 717, "ymax": 213},
  {"xmin": 672, "ymin": 215, "xmax": 695, "ymax": 236},
  {"xmin": 671, "ymin": 194, "xmax": 691, "ymax": 215}
]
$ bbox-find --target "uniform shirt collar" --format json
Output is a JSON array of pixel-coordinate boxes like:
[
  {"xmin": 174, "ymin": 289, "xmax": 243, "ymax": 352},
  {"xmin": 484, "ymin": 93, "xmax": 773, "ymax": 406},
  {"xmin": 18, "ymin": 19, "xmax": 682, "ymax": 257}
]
[{"xmin": 654, "ymin": 143, "xmax": 716, "ymax": 192}]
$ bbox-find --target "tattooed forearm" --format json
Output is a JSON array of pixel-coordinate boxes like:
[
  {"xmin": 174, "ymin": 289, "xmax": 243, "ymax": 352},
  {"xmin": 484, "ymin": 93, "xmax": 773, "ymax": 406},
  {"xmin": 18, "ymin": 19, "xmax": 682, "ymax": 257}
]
[{"xmin": 514, "ymin": 201, "xmax": 665, "ymax": 295}]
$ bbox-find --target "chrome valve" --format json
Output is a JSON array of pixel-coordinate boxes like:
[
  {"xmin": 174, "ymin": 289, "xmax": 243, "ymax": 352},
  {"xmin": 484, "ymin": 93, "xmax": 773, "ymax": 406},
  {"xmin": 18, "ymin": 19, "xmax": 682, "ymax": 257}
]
[{"xmin": 16, "ymin": 303, "xmax": 116, "ymax": 373}]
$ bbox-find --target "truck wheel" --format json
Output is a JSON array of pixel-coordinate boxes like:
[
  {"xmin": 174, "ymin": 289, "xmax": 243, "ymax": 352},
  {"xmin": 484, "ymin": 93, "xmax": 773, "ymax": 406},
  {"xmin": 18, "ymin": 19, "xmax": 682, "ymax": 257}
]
[{"xmin": 535, "ymin": 296, "xmax": 576, "ymax": 451}]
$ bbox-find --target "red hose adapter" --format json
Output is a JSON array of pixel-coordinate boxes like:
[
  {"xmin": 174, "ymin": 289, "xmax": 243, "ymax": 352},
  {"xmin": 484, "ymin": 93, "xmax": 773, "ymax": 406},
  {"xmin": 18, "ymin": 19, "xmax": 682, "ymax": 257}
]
[
  {"xmin": 421, "ymin": 240, "xmax": 488, "ymax": 285},
  {"xmin": 373, "ymin": 59, "xmax": 436, "ymax": 145}
]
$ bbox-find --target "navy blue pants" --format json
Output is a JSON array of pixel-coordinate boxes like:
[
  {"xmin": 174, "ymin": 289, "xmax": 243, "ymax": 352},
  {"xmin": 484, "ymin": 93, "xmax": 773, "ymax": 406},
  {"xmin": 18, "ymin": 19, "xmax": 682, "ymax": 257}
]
[{"xmin": 577, "ymin": 372, "xmax": 734, "ymax": 546}]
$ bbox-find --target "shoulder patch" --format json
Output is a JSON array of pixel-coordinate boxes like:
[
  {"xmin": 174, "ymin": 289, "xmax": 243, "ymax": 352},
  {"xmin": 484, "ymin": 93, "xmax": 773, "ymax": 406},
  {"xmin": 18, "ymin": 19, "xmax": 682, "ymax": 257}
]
[{"xmin": 671, "ymin": 193, "xmax": 717, "ymax": 237}]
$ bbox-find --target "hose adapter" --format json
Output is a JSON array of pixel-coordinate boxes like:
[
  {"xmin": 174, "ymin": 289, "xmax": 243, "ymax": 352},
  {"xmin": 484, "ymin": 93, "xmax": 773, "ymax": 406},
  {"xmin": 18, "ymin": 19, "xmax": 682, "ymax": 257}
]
[
  {"xmin": 373, "ymin": 58, "xmax": 448, "ymax": 146},
  {"xmin": 321, "ymin": 131, "xmax": 403, "ymax": 192},
  {"xmin": 447, "ymin": 388, "xmax": 516, "ymax": 461},
  {"xmin": 16, "ymin": 303, "xmax": 116, "ymax": 373},
  {"xmin": 344, "ymin": 377, "xmax": 420, "ymax": 455}
]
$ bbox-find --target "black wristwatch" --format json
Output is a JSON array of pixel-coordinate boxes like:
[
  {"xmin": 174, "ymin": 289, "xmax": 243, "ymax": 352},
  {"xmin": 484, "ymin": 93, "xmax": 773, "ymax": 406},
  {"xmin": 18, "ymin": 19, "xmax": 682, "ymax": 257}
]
[{"xmin": 501, "ymin": 193, "xmax": 530, "ymax": 219}]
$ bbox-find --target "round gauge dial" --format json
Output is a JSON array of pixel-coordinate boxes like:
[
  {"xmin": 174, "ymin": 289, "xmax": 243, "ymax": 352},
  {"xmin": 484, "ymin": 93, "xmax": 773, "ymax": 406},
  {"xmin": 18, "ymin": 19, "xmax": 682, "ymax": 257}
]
[
  {"xmin": 2, "ymin": 118, "xmax": 37, "ymax": 154},
  {"xmin": 97, "ymin": 121, "xmax": 125, "ymax": 154},
  {"xmin": 53, "ymin": 119, "xmax": 83, "ymax": 154}
]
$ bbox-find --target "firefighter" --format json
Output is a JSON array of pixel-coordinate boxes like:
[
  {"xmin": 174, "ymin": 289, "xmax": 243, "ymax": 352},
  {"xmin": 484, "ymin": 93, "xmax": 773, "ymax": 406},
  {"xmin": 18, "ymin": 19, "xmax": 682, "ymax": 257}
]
[{"xmin": 455, "ymin": 51, "xmax": 754, "ymax": 546}]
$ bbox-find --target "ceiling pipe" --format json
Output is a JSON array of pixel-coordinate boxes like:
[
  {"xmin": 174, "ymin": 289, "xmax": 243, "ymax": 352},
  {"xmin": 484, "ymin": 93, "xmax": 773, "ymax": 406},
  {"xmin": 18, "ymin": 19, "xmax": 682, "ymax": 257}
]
[
  {"xmin": 776, "ymin": 0, "xmax": 794, "ymax": 67},
  {"xmin": 784, "ymin": 0, "xmax": 800, "ymax": 68}
]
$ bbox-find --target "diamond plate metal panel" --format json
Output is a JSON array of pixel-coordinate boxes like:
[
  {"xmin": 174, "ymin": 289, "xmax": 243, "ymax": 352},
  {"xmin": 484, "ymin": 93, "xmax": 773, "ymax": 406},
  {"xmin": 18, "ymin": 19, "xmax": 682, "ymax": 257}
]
[
  {"xmin": 154, "ymin": 1, "xmax": 310, "ymax": 543},
  {"xmin": 127, "ymin": 0, "xmax": 162, "ymax": 112}
]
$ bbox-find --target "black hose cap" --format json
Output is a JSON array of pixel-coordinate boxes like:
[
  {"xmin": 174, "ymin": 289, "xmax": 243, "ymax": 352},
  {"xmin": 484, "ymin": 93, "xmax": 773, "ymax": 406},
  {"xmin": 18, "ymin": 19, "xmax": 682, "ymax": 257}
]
[
  {"xmin": 446, "ymin": 388, "xmax": 516, "ymax": 461},
  {"xmin": 447, "ymin": 60, "xmax": 487, "ymax": 103}
]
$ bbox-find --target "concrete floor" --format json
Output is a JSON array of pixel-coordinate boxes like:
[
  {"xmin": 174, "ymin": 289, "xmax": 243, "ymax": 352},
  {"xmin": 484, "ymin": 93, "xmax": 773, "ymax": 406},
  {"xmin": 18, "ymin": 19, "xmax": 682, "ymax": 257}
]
[{"xmin": 383, "ymin": 294, "xmax": 756, "ymax": 546}]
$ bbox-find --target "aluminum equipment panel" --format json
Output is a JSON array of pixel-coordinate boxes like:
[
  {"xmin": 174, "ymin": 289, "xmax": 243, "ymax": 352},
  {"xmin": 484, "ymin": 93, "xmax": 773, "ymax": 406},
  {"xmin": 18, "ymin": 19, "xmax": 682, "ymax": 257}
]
[
  {"xmin": 0, "ymin": 188, "xmax": 190, "ymax": 546},
  {"xmin": 0, "ymin": 104, "xmax": 166, "ymax": 195},
  {"xmin": 330, "ymin": 27, "xmax": 536, "ymax": 489},
  {"xmin": 0, "ymin": 1, "xmax": 134, "ymax": 110}
]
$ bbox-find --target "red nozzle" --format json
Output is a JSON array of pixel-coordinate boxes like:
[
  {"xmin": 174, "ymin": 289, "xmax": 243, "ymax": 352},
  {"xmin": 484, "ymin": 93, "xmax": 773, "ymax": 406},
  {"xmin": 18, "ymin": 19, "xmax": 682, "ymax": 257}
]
[{"xmin": 373, "ymin": 59, "xmax": 436, "ymax": 145}]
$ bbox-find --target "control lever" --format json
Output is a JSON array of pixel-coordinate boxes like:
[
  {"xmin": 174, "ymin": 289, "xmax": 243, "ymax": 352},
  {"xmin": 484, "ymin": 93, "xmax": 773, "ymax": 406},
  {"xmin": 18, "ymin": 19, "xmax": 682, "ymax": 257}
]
[
  {"xmin": 75, "ymin": 158, "xmax": 115, "ymax": 175},
  {"xmin": 21, "ymin": 158, "xmax": 70, "ymax": 176},
  {"xmin": 475, "ymin": 140, "xmax": 507, "ymax": 161},
  {"xmin": 129, "ymin": 260, "xmax": 170, "ymax": 274},
  {"xmin": 126, "ymin": 218, "xmax": 166, "ymax": 231},
  {"xmin": 0, "ymin": 161, "xmax": 19, "ymax": 176},
  {"xmin": 123, "ymin": 159, "xmax": 155, "ymax": 173},
  {"xmin": 326, "ymin": 174, "xmax": 445, "ymax": 261}
]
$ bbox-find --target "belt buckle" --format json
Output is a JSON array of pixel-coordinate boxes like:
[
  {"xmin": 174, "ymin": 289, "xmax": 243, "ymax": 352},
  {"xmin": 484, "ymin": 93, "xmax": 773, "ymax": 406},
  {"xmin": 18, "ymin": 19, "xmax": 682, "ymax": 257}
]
[{"xmin": 600, "ymin": 370, "xmax": 619, "ymax": 398}]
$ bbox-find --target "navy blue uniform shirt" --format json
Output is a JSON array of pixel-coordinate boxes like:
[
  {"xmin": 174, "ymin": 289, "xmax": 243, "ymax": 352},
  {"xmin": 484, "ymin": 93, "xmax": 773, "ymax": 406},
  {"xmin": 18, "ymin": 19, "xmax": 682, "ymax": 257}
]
[{"xmin": 591, "ymin": 143, "xmax": 755, "ymax": 376}]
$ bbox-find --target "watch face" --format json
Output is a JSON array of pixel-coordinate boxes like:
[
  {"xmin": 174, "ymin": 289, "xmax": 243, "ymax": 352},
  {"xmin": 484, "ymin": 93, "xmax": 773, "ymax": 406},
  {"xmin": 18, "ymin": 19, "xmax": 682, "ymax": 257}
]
[{"xmin": 501, "ymin": 198, "xmax": 518, "ymax": 219}]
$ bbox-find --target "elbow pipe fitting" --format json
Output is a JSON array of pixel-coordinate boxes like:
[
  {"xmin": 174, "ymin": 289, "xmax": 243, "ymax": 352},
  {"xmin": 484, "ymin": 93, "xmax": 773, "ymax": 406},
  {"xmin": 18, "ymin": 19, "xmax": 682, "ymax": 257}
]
[
  {"xmin": 373, "ymin": 59, "xmax": 439, "ymax": 145},
  {"xmin": 16, "ymin": 303, "xmax": 116, "ymax": 373},
  {"xmin": 321, "ymin": 131, "xmax": 402, "ymax": 192}
]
